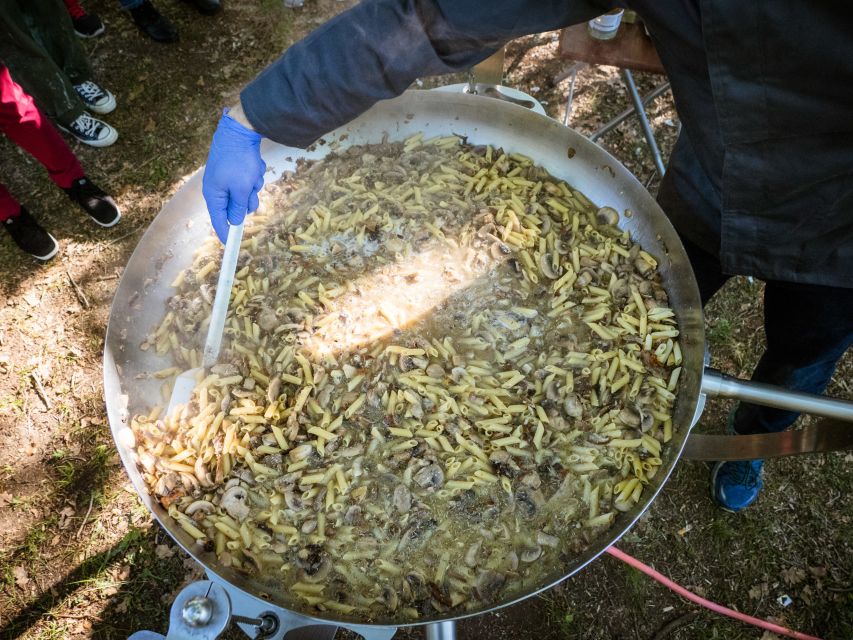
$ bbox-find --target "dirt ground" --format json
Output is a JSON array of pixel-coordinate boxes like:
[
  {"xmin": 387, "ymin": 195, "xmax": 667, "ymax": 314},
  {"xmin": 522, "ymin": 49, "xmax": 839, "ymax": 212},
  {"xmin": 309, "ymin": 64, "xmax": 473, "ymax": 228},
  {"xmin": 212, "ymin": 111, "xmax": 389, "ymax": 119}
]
[{"xmin": 0, "ymin": 2, "xmax": 850, "ymax": 639}]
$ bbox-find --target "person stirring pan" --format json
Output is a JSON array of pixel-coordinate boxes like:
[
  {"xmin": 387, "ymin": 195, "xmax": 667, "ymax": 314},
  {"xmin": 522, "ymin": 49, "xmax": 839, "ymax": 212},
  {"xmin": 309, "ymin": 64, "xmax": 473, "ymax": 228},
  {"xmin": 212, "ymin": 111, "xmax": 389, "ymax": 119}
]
[{"xmin": 200, "ymin": 0, "xmax": 853, "ymax": 513}]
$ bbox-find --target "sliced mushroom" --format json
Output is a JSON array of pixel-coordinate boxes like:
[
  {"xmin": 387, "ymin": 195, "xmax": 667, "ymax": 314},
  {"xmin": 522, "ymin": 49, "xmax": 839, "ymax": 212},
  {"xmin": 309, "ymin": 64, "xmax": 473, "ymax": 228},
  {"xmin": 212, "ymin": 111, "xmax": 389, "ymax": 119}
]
[
  {"xmin": 393, "ymin": 484, "xmax": 412, "ymax": 513},
  {"xmin": 563, "ymin": 393, "xmax": 583, "ymax": 419},
  {"xmin": 185, "ymin": 500, "xmax": 215, "ymax": 518},
  {"xmin": 266, "ymin": 375, "xmax": 281, "ymax": 404},
  {"xmin": 520, "ymin": 471, "xmax": 542, "ymax": 489},
  {"xmin": 544, "ymin": 379, "xmax": 561, "ymax": 402},
  {"xmin": 288, "ymin": 443, "xmax": 313, "ymax": 463},
  {"xmin": 614, "ymin": 490, "xmax": 637, "ymax": 511},
  {"xmin": 515, "ymin": 486, "xmax": 546, "ymax": 520},
  {"xmin": 194, "ymin": 457, "xmax": 213, "ymax": 488},
  {"xmin": 301, "ymin": 519, "xmax": 318, "ymax": 534},
  {"xmin": 634, "ymin": 256, "xmax": 654, "ymax": 276},
  {"xmin": 520, "ymin": 545, "xmax": 542, "ymax": 563},
  {"xmin": 283, "ymin": 488, "xmax": 303, "ymax": 511},
  {"xmin": 343, "ymin": 505, "xmax": 362, "ymax": 525},
  {"xmin": 403, "ymin": 572, "xmax": 428, "ymax": 602},
  {"xmin": 596, "ymin": 206, "xmax": 619, "ymax": 227},
  {"xmin": 619, "ymin": 404, "xmax": 643, "ymax": 428},
  {"xmin": 211, "ymin": 363, "xmax": 240, "ymax": 377},
  {"xmin": 380, "ymin": 586, "xmax": 399, "ymax": 612},
  {"xmin": 575, "ymin": 269, "xmax": 594, "ymax": 288},
  {"xmin": 425, "ymin": 363, "xmax": 445, "ymax": 379},
  {"xmin": 413, "ymin": 463, "xmax": 445, "ymax": 490},
  {"xmin": 464, "ymin": 540, "xmax": 482, "ymax": 568},
  {"xmin": 489, "ymin": 450, "xmax": 520, "ymax": 478},
  {"xmin": 476, "ymin": 222, "xmax": 496, "ymax": 239},
  {"xmin": 154, "ymin": 472, "xmax": 179, "ymax": 497},
  {"xmin": 490, "ymin": 241, "xmax": 511, "ymax": 260},
  {"xmin": 220, "ymin": 484, "xmax": 250, "ymax": 521},
  {"xmin": 538, "ymin": 253, "xmax": 562, "ymax": 280},
  {"xmin": 450, "ymin": 366, "xmax": 467, "ymax": 383},
  {"xmin": 297, "ymin": 545, "xmax": 332, "ymax": 583},
  {"xmin": 587, "ymin": 432, "xmax": 611, "ymax": 445},
  {"xmin": 640, "ymin": 409, "xmax": 654, "ymax": 432},
  {"xmin": 475, "ymin": 570, "xmax": 506, "ymax": 601},
  {"xmin": 537, "ymin": 531, "xmax": 560, "ymax": 548}
]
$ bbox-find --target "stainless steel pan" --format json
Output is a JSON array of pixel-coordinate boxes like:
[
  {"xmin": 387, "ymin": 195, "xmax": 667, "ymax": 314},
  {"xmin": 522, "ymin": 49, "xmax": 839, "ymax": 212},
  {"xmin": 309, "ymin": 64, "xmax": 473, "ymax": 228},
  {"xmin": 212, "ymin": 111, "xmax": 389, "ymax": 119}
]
[{"xmin": 104, "ymin": 90, "xmax": 853, "ymax": 636}]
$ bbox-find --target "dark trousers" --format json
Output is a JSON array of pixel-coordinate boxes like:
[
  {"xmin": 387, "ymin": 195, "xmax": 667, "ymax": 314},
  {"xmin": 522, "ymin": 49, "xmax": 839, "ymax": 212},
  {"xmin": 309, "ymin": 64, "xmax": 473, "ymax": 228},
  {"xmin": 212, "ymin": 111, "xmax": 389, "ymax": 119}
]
[
  {"xmin": 0, "ymin": 0, "xmax": 93, "ymax": 126},
  {"xmin": 682, "ymin": 234, "xmax": 853, "ymax": 435}
]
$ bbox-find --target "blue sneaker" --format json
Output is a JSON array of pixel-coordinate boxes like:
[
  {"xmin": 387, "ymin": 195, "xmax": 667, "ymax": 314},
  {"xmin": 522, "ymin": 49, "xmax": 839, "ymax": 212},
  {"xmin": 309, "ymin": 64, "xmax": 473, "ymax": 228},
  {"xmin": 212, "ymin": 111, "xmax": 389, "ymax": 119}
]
[{"xmin": 711, "ymin": 459, "xmax": 764, "ymax": 512}]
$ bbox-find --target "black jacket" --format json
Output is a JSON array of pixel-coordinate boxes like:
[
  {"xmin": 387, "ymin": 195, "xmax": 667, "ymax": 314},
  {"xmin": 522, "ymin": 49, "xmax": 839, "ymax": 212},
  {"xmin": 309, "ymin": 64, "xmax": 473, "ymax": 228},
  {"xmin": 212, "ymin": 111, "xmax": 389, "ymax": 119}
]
[{"xmin": 241, "ymin": 0, "xmax": 853, "ymax": 288}]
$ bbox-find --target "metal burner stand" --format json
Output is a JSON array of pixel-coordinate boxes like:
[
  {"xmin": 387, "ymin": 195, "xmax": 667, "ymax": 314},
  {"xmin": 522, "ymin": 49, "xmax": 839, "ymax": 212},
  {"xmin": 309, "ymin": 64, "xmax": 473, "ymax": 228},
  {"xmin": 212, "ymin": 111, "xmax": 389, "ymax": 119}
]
[{"xmin": 128, "ymin": 577, "xmax": 455, "ymax": 640}]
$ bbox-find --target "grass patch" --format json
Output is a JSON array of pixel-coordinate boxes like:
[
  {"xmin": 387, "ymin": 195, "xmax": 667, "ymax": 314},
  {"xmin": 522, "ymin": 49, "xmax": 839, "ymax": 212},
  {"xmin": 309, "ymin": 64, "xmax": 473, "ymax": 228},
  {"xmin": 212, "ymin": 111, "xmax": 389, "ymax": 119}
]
[{"xmin": 707, "ymin": 317, "xmax": 733, "ymax": 347}]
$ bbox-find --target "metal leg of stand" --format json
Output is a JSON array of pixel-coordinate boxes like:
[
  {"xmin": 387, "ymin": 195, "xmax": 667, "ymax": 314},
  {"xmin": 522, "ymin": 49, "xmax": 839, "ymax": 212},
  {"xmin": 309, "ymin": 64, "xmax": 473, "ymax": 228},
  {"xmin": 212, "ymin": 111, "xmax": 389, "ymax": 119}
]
[
  {"xmin": 620, "ymin": 68, "xmax": 666, "ymax": 177},
  {"xmin": 562, "ymin": 68, "xmax": 578, "ymax": 126},
  {"xmin": 555, "ymin": 62, "xmax": 586, "ymax": 126},
  {"xmin": 425, "ymin": 620, "xmax": 457, "ymax": 640},
  {"xmin": 589, "ymin": 81, "xmax": 670, "ymax": 141}
]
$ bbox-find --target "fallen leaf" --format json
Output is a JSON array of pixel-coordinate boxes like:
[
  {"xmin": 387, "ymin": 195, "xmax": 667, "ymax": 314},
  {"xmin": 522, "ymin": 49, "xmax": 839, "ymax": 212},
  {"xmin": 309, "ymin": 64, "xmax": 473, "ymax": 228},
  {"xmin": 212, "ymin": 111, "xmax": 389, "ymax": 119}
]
[
  {"xmin": 115, "ymin": 599, "xmax": 129, "ymax": 614},
  {"xmin": 749, "ymin": 583, "xmax": 769, "ymax": 599},
  {"xmin": 155, "ymin": 544, "xmax": 175, "ymax": 559},
  {"xmin": 781, "ymin": 567, "xmax": 806, "ymax": 586},
  {"xmin": 808, "ymin": 566, "xmax": 827, "ymax": 578},
  {"xmin": 0, "ymin": 492, "xmax": 12, "ymax": 507},
  {"xmin": 117, "ymin": 564, "xmax": 132, "ymax": 581},
  {"xmin": 24, "ymin": 290, "xmax": 42, "ymax": 307},
  {"xmin": 13, "ymin": 566, "xmax": 30, "ymax": 587},
  {"xmin": 58, "ymin": 506, "xmax": 77, "ymax": 530}
]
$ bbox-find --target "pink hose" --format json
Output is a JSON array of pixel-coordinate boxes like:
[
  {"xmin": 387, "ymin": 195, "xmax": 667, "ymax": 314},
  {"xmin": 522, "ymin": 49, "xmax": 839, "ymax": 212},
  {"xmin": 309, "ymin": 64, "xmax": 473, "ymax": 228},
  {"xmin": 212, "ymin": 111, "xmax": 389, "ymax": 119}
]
[{"xmin": 605, "ymin": 546, "xmax": 823, "ymax": 640}]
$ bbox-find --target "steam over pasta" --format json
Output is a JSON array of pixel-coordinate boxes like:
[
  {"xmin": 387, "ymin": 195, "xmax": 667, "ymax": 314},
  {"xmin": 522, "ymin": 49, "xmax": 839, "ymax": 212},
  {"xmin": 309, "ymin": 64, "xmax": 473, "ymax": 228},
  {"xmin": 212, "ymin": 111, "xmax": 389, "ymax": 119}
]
[{"xmin": 131, "ymin": 134, "xmax": 681, "ymax": 622}]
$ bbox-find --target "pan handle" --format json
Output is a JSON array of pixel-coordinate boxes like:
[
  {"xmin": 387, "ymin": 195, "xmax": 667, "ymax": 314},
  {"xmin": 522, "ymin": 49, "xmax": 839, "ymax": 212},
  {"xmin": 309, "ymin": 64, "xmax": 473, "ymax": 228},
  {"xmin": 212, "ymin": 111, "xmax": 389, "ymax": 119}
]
[{"xmin": 701, "ymin": 368, "xmax": 853, "ymax": 422}]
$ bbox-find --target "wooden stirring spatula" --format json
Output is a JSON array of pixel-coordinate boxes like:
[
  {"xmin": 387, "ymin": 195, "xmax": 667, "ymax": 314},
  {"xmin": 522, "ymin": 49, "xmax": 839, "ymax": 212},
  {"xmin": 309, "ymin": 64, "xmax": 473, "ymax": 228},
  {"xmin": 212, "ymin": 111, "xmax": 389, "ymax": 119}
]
[{"xmin": 167, "ymin": 222, "xmax": 244, "ymax": 418}]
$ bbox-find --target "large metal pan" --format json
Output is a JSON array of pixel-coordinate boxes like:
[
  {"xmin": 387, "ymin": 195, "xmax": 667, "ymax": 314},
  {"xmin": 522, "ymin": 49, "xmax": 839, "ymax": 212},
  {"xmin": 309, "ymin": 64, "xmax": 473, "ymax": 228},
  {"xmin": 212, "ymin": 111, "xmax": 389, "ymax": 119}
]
[{"xmin": 104, "ymin": 90, "xmax": 852, "ymax": 636}]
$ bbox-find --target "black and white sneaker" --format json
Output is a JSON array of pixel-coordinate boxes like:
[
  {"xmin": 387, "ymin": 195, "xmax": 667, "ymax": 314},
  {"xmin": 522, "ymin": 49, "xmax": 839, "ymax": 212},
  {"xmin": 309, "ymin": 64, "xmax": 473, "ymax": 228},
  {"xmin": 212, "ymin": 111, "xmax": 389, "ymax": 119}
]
[
  {"xmin": 58, "ymin": 112, "xmax": 118, "ymax": 148},
  {"xmin": 3, "ymin": 208, "xmax": 59, "ymax": 261},
  {"xmin": 74, "ymin": 81, "xmax": 116, "ymax": 115},
  {"xmin": 64, "ymin": 177, "xmax": 121, "ymax": 227}
]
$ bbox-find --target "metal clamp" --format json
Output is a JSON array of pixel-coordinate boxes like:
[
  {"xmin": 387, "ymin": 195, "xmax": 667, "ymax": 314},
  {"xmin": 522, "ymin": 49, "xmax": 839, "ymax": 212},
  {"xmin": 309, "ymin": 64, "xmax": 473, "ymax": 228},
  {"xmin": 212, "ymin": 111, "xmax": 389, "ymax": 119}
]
[{"xmin": 129, "ymin": 581, "xmax": 231, "ymax": 640}]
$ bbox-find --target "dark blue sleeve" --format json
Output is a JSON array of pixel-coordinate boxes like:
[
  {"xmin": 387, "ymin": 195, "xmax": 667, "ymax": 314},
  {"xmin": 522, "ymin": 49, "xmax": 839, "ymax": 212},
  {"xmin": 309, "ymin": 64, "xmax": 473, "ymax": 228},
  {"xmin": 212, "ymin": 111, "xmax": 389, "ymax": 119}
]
[{"xmin": 240, "ymin": 0, "xmax": 603, "ymax": 147}]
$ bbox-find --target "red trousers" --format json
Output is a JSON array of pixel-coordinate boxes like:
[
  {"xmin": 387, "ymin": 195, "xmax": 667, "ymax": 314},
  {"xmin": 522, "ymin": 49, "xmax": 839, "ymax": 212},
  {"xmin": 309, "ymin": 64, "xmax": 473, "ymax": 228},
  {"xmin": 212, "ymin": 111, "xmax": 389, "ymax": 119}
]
[{"xmin": 0, "ymin": 64, "xmax": 83, "ymax": 221}]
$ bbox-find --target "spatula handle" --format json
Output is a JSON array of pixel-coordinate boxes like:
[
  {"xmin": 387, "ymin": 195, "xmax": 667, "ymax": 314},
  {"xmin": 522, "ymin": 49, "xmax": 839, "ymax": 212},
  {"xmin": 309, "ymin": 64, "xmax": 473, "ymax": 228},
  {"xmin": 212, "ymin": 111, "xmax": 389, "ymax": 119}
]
[{"xmin": 203, "ymin": 222, "xmax": 244, "ymax": 368}]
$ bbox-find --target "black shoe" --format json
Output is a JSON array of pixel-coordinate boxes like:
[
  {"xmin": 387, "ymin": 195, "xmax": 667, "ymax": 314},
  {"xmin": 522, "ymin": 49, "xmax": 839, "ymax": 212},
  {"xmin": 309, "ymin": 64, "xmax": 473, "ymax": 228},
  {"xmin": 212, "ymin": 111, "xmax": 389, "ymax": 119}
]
[
  {"xmin": 129, "ymin": 1, "xmax": 179, "ymax": 43},
  {"xmin": 67, "ymin": 1, "xmax": 106, "ymax": 38},
  {"xmin": 179, "ymin": 0, "xmax": 222, "ymax": 16},
  {"xmin": 64, "ymin": 177, "xmax": 121, "ymax": 227},
  {"xmin": 3, "ymin": 207, "xmax": 59, "ymax": 261}
]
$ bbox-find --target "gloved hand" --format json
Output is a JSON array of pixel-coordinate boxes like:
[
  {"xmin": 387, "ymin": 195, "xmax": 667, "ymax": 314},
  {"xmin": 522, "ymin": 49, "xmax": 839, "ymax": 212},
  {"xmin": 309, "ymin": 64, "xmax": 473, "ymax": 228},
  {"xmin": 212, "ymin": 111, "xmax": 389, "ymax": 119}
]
[{"xmin": 202, "ymin": 109, "xmax": 266, "ymax": 243}]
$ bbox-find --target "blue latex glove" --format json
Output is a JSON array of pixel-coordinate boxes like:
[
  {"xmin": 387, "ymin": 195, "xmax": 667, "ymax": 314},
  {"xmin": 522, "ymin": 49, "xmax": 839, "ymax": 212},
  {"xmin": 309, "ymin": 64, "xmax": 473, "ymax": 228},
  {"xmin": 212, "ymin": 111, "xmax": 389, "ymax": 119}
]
[{"xmin": 202, "ymin": 109, "xmax": 266, "ymax": 243}]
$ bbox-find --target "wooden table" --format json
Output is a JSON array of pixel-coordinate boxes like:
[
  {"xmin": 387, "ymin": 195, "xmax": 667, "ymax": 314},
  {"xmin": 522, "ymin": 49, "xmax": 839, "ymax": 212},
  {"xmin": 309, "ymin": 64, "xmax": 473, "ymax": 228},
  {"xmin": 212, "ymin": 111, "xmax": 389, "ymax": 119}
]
[
  {"xmin": 558, "ymin": 22, "xmax": 665, "ymax": 75},
  {"xmin": 557, "ymin": 22, "xmax": 670, "ymax": 176}
]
